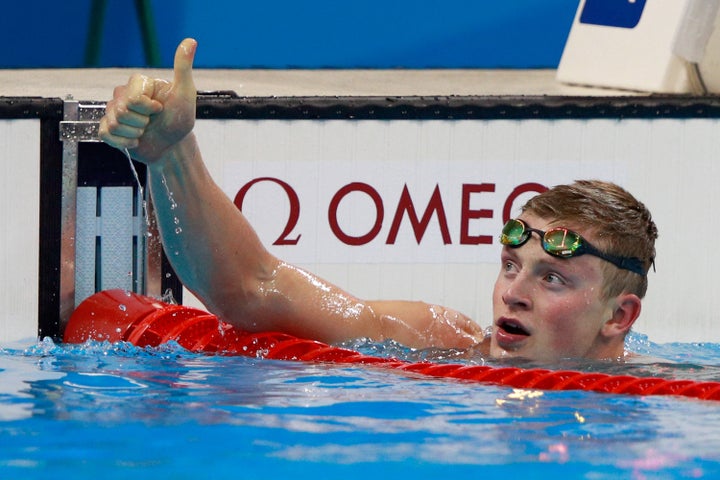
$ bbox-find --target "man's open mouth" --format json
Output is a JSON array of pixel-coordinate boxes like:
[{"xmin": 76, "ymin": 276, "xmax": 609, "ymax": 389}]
[{"xmin": 498, "ymin": 319, "xmax": 530, "ymax": 336}]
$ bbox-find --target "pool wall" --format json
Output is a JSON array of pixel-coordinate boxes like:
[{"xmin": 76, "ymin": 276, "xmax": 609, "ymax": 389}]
[
  {"xmin": 2, "ymin": 91, "xmax": 719, "ymax": 345},
  {"xmin": 0, "ymin": 119, "xmax": 41, "ymax": 341},
  {"xmin": 188, "ymin": 96, "xmax": 720, "ymax": 346}
]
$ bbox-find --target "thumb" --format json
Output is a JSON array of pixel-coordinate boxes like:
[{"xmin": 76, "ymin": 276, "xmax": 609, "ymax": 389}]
[{"xmin": 173, "ymin": 38, "xmax": 197, "ymax": 94}]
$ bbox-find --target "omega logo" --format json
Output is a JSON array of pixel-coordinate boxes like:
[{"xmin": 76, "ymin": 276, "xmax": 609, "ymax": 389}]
[{"xmin": 234, "ymin": 179, "xmax": 546, "ymax": 247}]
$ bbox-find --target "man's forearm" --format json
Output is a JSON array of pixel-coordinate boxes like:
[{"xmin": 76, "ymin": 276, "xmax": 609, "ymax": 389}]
[{"xmin": 147, "ymin": 133, "xmax": 275, "ymax": 321}]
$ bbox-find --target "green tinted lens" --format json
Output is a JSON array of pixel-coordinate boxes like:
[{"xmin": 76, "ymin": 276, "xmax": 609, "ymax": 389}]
[
  {"xmin": 542, "ymin": 228, "xmax": 583, "ymax": 258},
  {"xmin": 500, "ymin": 219, "xmax": 528, "ymax": 246}
]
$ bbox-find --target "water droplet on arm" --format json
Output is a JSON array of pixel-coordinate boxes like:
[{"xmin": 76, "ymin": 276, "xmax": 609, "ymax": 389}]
[{"xmin": 160, "ymin": 174, "xmax": 183, "ymax": 234}]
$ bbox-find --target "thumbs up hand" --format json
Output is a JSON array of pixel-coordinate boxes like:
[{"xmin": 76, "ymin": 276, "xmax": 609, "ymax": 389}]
[{"xmin": 99, "ymin": 38, "xmax": 198, "ymax": 164}]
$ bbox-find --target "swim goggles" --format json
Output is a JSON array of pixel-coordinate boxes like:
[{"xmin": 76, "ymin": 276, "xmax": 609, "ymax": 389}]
[{"xmin": 499, "ymin": 218, "xmax": 647, "ymax": 276}]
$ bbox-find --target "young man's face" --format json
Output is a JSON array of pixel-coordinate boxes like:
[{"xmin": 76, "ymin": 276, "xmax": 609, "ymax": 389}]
[{"xmin": 490, "ymin": 214, "xmax": 617, "ymax": 362}]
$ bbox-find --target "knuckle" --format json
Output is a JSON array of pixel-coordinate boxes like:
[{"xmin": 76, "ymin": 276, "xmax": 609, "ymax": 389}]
[
  {"xmin": 128, "ymin": 72, "xmax": 149, "ymax": 84},
  {"xmin": 112, "ymin": 85, "xmax": 127, "ymax": 100},
  {"xmin": 103, "ymin": 112, "xmax": 119, "ymax": 130},
  {"xmin": 115, "ymin": 101, "xmax": 130, "ymax": 117}
]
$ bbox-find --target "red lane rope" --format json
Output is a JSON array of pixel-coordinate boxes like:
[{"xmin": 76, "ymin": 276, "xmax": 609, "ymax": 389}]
[{"xmin": 63, "ymin": 289, "xmax": 720, "ymax": 402}]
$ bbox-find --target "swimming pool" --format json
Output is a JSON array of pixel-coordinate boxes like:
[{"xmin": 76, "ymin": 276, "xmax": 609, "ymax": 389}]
[{"xmin": 1, "ymin": 333, "xmax": 719, "ymax": 479}]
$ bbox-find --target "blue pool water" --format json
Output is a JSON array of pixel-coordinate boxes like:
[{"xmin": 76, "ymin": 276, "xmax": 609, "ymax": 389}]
[{"xmin": 1, "ymin": 333, "xmax": 720, "ymax": 479}]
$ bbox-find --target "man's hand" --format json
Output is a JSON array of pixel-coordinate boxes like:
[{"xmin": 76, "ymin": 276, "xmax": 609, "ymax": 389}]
[{"xmin": 99, "ymin": 38, "xmax": 198, "ymax": 164}]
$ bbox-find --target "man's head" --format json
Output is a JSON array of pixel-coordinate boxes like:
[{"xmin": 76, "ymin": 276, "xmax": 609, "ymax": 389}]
[
  {"xmin": 490, "ymin": 180, "xmax": 658, "ymax": 362},
  {"xmin": 521, "ymin": 180, "xmax": 657, "ymax": 300}
]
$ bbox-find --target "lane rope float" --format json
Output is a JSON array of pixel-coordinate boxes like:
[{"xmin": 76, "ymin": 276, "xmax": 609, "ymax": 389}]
[{"xmin": 63, "ymin": 289, "xmax": 720, "ymax": 402}]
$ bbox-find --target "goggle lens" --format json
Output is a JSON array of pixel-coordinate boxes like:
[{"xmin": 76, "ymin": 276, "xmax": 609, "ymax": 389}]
[
  {"xmin": 542, "ymin": 228, "xmax": 582, "ymax": 258},
  {"xmin": 500, "ymin": 219, "xmax": 528, "ymax": 246}
]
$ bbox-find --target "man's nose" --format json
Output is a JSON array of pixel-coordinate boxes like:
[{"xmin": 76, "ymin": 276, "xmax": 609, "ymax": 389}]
[{"xmin": 501, "ymin": 273, "xmax": 533, "ymax": 309}]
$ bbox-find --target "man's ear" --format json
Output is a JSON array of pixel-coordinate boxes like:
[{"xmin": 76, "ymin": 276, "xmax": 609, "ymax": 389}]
[{"xmin": 603, "ymin": 293, "xmax": 642, "ymax": 337}]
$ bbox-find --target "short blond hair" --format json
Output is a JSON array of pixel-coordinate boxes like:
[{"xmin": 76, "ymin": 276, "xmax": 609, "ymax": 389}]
[{"xmin": 521, "ymin": 180, "xmax": 657, "ymax": 299}]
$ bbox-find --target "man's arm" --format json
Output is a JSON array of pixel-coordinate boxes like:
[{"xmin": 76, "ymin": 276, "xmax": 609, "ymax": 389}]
[{"xmin": 98, "ymin": 39, "xmax": 484, "ymax": 349}]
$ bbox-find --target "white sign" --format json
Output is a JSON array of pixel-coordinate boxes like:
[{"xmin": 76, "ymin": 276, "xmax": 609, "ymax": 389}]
[{"xmin": 201, "ymin": 119, "xmax": 623, "ymax": 265}]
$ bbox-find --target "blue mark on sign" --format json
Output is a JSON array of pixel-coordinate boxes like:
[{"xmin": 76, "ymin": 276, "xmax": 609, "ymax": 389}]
[{"xmin": 580, "ymin": 0, "xmax": 646, "ymax": 29}]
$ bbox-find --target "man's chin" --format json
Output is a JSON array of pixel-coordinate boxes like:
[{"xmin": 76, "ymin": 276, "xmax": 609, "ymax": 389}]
[
  {"xmin": 490, "ymin": 333, "xmax": 533, "ymax": 358},
  {"xmin": 488, "ymin": 340, "xmax": 568, "ymax": 365},
  {"xmin": 489, "ymin": 341, "xmax": 528, "ymax": 360}
]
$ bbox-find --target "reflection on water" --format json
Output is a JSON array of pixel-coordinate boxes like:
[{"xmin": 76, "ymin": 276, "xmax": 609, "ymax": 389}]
[{"xmin": 0, "ymin": 333, "xmax": 718, "ymax": 478}]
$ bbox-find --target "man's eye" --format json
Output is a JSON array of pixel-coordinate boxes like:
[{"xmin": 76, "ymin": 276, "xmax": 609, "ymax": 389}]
[
  {"xmin": 503, "ymin": 261, "xmax": 516, "ymax": 272},
  {"xmin": 545, "ymin": 272, "xmax": 565, "ymax": 285}
]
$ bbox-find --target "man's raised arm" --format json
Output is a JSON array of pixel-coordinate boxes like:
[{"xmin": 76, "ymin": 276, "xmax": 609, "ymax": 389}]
[{"xmin": 98, "ymin": 38, "xmax": 483, "ymax": 350}]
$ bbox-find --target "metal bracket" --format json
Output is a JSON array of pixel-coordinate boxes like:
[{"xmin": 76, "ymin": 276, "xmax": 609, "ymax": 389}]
[
  {"xmin": 59, "ymin": 121, "xmax": 101, "ymax": 142},
  {"xmin": 59, "ymin": 100, "xmax": 104, "ymax": 141},
  {"xmin": 58, "ymin": 99, "xmax": 163, "ymax": 328}
]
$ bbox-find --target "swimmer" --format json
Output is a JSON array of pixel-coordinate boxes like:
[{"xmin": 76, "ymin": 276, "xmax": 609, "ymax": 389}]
[{"xmin": 98, "ymin": 38, "xmax": 657, "ymax": 362}]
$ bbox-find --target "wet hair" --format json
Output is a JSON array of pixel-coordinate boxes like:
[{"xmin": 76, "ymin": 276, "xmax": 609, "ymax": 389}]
[{"xmin": 521, "ymin": 180, "xmax": 657, "ymax": 299}]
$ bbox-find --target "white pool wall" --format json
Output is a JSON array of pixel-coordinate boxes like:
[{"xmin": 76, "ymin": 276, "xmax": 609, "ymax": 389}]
[{"xmin": 0, "ymin": 119, "xmax": 40, "ymax": 342}]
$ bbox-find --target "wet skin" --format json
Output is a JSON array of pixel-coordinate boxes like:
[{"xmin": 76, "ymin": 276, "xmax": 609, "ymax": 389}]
[{"xmin": 490, "ymin": 213, "xmax": 627, "ymax": 362}]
